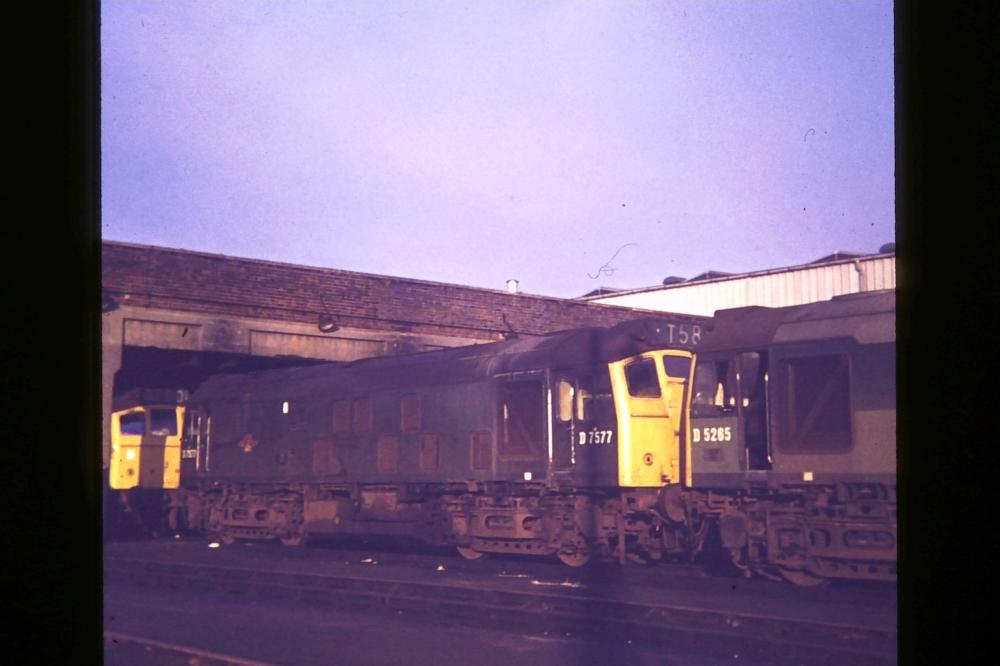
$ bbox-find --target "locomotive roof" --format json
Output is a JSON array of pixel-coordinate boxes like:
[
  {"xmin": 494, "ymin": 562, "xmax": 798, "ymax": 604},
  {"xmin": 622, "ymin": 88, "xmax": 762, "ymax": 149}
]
[
  {"xmin": 112, "ymin": 387, "xmax": 186, "ymax": 412},
  {"xmin": 190, "ymin": 316, "xmax": 703, "ymax": 402},
  {"xmin": 697, "ymin": 289, "xmax": 895, "ymax": 353}
]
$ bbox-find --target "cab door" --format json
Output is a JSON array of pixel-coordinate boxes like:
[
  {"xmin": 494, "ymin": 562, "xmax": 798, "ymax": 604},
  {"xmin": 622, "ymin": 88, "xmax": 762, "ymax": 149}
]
[
  {"xmin": 551, "ymin": 374, "xmax": 576, "ymax": 471},
  {"xmin": 109, "ymin": 408, "xmax": 145, "ymax": 490},
  {"xmin": 180, "ymin": 408, "xmax": 207, "ymax": 483},
  {"xmin": 148, "ymin": 406, "xmax": 184, "ymax": 489},
  {"xmin": 610, "ymin": 351, "xmax": 692, "ymax": 487}
]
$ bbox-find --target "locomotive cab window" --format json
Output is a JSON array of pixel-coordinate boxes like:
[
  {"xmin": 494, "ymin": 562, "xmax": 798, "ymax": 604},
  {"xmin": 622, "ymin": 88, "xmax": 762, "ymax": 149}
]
[
  {"xmin": 499, "ymin": 380, "xmax": 545, "ymax": 457},
  {"xmin": 577, "ymin": 373, "xmax": 615, "ymax": 422},
  {"xmin": 557, "ymin": 380, "xmax": 573, "ymax": 422},
  {"xmin": 692, "ymin": 359, "xmax": 737, "ymax": 416},
  {"xmin": 149, "ymin": 408, "xmax": 178, "ymax": 436},
  {"xmin": 625, "ymin": 357, "xmax": 661, "ymax": 398},
  {"xmin": 120, "ymin": 411, "xmax": 146, "ymax": 436},
  {"xmin": 662, "ymin": 355, "xmax": 692, "ymax": 380},
  {"xmin": 775, "ymin": 353, "xmax": 852, "ymax": 452},
  {"xmin": 183, "ymin": 410, "xmax": 204, "ymax": 447}
]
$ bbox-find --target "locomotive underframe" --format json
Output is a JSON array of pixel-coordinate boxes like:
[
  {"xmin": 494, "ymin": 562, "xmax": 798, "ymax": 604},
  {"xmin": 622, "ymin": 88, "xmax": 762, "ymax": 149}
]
[
  {"xmin": 678, "ymin": 481, "xmax": 897, "ymax": 584},
  {"xmin": 178, "ymin": 480, "xmax": 686, "ymax": 566},
  {"xmin": 165, "ymin": 476, "xmax": 897, "ymax": 585}
]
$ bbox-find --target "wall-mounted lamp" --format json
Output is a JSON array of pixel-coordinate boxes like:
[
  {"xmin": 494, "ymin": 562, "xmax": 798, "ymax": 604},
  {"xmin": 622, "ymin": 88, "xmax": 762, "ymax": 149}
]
[
  {"xmin": 102, "ymin": 291, "xmax": 120, "ymax": 313},
  {"xmin": 500, "ymin": 312, "xmax": 517, "ymax": 340},
  {"xmin": 317, "ymin": 293, "xmax": 340, "ymax": 333},
  {"xmin": 318, "ymin": 313, "xmax": 339, "ymax": 333}
]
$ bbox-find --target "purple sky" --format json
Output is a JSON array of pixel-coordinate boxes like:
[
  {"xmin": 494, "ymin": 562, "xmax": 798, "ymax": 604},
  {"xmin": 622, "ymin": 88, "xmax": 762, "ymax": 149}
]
[{"xmin": 102, "ymin": 1, "xmax": 894, "ymax": 298}]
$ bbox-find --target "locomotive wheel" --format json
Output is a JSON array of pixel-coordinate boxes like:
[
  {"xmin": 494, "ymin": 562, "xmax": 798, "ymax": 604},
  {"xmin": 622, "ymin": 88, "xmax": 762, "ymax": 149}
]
[
  {"xmin": 557, "ymin": 549, "xmax": 591, "ymax": 567},
  {"xmin": 778, "ymin": 567, "xmax": 828, "ymax": 587},
  {"xmin": 457, "ymin": 546, "xmax": 487, "ymax": 561}
]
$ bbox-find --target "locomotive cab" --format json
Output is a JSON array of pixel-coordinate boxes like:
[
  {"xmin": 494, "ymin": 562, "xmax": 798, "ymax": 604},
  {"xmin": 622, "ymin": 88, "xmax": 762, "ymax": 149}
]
[
  {"xmin": 688, "ymin": 350, "xmax": 771, "ymax": 486},
  {"xmin": 610, "ymin": 351, "xmax": 692, "ymax": 487},
  {"xmin": 109, "ymin": 401, "xmax": 186, "ymax": 490},
  {"xmin": 549, "ymin": 349, "xmax": 692, "ymax": 489}
]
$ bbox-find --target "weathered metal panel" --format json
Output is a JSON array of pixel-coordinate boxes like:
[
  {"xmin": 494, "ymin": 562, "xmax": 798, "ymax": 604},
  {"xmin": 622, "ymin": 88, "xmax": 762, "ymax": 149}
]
[
  {"xmin": 862, "ymin": 256, "xmax": 896, "ymax": 291},
  {"xmin": 592, "ymin": 256, "xmax": 896, "ymax": 315}
]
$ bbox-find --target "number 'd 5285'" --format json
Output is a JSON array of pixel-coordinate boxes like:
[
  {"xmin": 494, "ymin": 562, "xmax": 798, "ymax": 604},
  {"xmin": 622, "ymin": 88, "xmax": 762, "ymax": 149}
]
[{"xmin": 692, "ymin": 426, "xmax": 732, "ymax": 443}]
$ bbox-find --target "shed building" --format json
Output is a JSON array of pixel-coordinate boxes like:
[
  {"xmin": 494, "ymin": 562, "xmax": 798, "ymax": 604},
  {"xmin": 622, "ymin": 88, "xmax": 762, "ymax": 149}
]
[{"xmin": 579, "ymin": 247, "xmax": 896, "ymax": 316}]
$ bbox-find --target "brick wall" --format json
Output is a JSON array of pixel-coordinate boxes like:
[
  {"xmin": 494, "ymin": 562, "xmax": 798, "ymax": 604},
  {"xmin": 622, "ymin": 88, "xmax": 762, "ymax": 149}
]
[{"xmin": 102, "ymin": 241, "xmax": 706, "ymax": 340}]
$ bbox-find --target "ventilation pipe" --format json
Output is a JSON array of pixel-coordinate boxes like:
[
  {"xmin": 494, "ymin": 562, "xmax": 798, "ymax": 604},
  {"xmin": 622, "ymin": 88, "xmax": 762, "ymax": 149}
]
[{"xmin": 852, "ymin": 259, "xmax": 867, "ymax": 292}]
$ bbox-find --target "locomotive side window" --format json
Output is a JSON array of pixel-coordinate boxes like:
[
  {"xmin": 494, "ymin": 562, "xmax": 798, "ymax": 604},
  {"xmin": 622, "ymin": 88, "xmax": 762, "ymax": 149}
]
[
  {"xmin": 120, "ymin": 412, "xmax": 146, "ymax": 436},
  {"xmin": 353, "ymin": 398, "xmax": 372, "ymax": 433},
  {"xmin": 149, "ymin": 408, "xmax": 178, "ymax": 436},
  {"xmin": 691, "ymin": 360, "xmax": 736, "ymax": 416},
  {"xmin": 332, "ymin": 400, "xmax": 351, "ymax": 434},
  {"xmin": 377, "ymin": 434, "xmax": 399, "ymax": 473},
  {"xmin": 400, "ymin": 393, "xmax": 421, "ymax": 433},
  {"xmin": 499, "ymin": 380, "xmax": 545, "ymax": 457},
  {"xmin": 625, "ymin": 357, "xmax": 661, "ymax": 398},
  {"xmin": 470, "ymin": 430, "xmax": 492, "ymax": 470},
  {"xmin": 420, "ymin": 433, "xmax": 440, "ymax": 471},
  {"xmin": 775, "ymin": 354, "xmax": 852, "ymax": 452}
]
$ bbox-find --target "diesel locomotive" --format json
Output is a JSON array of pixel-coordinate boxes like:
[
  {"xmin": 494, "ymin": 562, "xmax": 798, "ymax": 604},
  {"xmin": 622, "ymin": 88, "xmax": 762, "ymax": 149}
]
[
  {"xmin": 107, "ymin": 290, "xmax": 895, "ymax": 585},
  {"xmin": 172, "ymin": 317, "xmax": 704, "ymax": 566},
  {"xmin": 680, "ymin": 289, "xmax": 896, "ymax": 585}
]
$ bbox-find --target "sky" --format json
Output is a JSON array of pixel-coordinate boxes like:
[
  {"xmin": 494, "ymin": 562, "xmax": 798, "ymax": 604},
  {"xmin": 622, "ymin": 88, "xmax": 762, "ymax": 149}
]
[{"xmin": 102, "ymin": 0, "xmax": 894, "ymax": 298}]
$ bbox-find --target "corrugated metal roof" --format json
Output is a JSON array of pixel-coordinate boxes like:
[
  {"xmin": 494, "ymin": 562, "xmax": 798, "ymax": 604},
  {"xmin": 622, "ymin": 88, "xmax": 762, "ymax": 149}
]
[
  {"xmin": 580, "ymin": 251, "xmax": 895, "ymax": 300},
  {"xmin": 583, "ymin": 253, "xmax": 895, "ymax": 316}
]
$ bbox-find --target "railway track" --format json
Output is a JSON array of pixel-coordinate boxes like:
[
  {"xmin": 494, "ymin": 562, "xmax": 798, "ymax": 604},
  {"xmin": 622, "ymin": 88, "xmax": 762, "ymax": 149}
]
[
  {"xmin": 105, "ymin": 543, "xmax": 896, "ymax": 666},
  {"xmin": 105, "ymin": 632, "xmax": 277, "ymax": 666}
]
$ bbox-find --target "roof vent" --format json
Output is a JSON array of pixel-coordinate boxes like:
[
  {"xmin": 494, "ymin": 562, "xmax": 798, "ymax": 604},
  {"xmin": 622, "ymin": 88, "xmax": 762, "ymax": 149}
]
[
  {"xmin": 578, "ymin": 287, "xmax": 625, "ymax": 298},
  {"xmin": 688, "ymin": 270, "xmax": 733, "ymax": 283},
  {"xmin": 661, "ymin": 276, "xmax": 686, "ymax": 286},
  {"xmin": 878, "ymin": 242, "xmax": 896, "ymax": 254},
  {"xmin": 506, "ymin": 279, "xmax": 519, "ymax": 294},
  {"xmin": 810, "ymin": 251, "xmax": 865, "ymax": 264}
]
